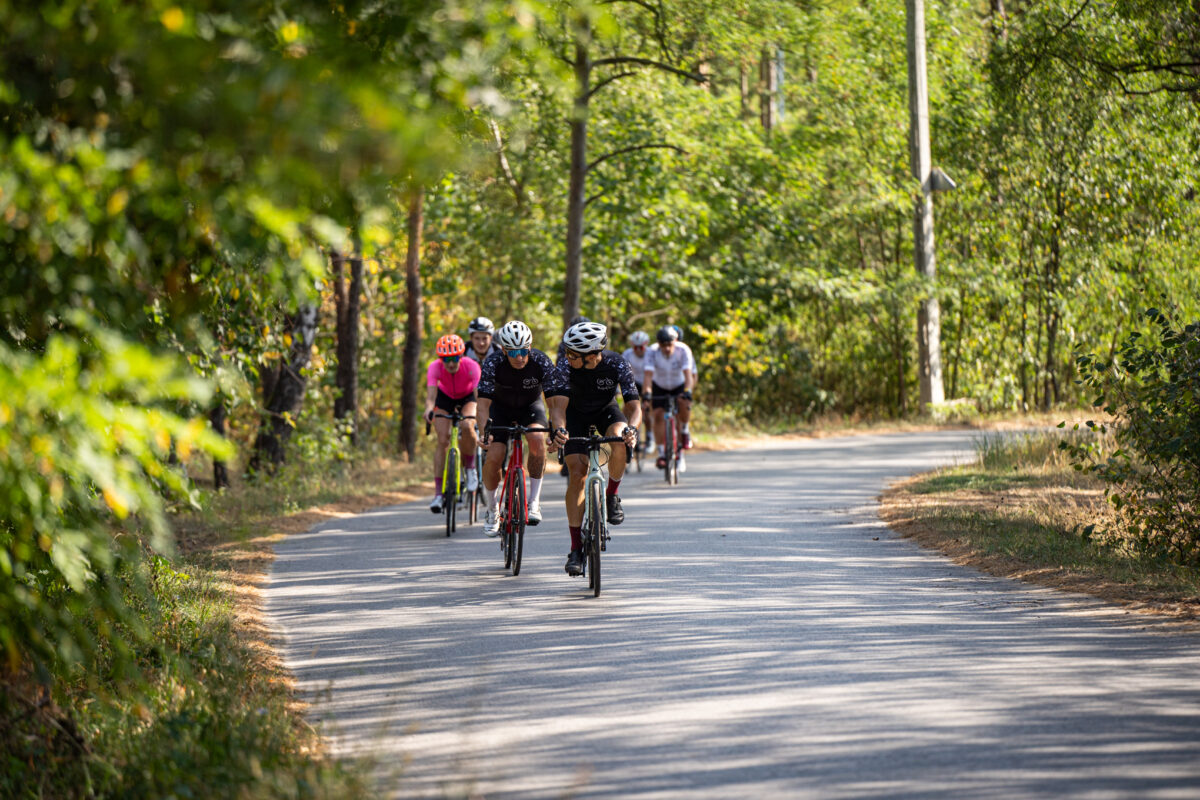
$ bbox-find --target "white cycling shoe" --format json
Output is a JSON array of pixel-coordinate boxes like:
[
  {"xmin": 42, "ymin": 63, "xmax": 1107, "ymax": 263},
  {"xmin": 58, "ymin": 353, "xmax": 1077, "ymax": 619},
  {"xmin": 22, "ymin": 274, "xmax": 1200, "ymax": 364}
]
[
  {"xmin": 483, "ymin": 508, "xmax": 500, "ymax": 537},
  {"xmin": 527, "ymin": 501, "xmax": 542, "ymax": 526},
  {"xmin": 466, "ymin": 470, "xmax": 479, "ymax": 492},
  {"xmin": 430, "ymin": 494, "xmax": 444, "ymax": 513},
  {"xmin": 678, "ymin": 453, "xmax": 687, "ymax": 473}
]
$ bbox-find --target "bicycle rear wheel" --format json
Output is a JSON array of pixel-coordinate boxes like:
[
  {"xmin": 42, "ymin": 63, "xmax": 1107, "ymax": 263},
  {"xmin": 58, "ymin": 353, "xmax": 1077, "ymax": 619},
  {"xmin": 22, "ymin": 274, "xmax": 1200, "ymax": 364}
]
[
  {"xmin": 502, "ymin": 505, "xmax": 513, "ymax": 569},
  {"xmin": 588, "ymin": 480, "xmax": 604, "ymax": 597},
  {"xmin": 510, "ymin": 468, "xmax": 526, "ymax": 576}
]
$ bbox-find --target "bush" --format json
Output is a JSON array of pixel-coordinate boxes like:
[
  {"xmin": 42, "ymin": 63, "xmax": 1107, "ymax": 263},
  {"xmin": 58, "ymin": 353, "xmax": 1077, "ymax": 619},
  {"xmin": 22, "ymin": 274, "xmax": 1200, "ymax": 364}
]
[{"xmin": 1063, "ymin": 307, "xmax": 1200, "ymax": 562}]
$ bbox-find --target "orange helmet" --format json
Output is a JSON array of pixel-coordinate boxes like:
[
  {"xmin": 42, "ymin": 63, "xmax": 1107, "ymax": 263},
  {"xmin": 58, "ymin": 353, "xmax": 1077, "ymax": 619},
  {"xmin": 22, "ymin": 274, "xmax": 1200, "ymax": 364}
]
[{"xmin": 436, "ymin": 334, "xmax": 466, "ymax": 357}]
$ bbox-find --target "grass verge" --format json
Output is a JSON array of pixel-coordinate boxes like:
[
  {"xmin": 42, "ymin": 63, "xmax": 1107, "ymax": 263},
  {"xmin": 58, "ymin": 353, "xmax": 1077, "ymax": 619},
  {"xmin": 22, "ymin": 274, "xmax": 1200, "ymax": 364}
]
[{"xmin": 879, "ymin": 431, "xmax": 1200, "ymax": 623}]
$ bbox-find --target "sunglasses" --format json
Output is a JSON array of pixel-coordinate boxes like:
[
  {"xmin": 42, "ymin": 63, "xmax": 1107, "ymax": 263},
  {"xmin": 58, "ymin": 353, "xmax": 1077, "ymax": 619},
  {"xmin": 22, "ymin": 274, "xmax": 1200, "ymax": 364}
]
[
  {"xmin": 506, "ymin": 348, "xmax": 531, "ymax": 357},
  {"xmin": 441, "ymin": 355, "xmax": 461, "ymax": 364},
  {"xmin": 564, "ymin": 349, "xmax": 584, "ymax": 361}
]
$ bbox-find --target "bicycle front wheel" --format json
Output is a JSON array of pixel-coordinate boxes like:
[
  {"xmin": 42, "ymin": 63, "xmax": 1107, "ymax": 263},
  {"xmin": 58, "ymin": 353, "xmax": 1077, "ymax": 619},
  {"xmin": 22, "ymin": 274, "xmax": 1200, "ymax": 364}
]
[
  {"xmin": 663, "ymin": 420, "xmax": 675, "ymax": 485},
  {"xmin": 588, "ymin": 480, "xmax": 605, "ymax": 597},
  {"xmin": 510, "ymin": 468, "xmax": 526, "ymax": 576},
  {"xmin": 445, "ymin": 449, "xmax": 460, "ymax": 537}
]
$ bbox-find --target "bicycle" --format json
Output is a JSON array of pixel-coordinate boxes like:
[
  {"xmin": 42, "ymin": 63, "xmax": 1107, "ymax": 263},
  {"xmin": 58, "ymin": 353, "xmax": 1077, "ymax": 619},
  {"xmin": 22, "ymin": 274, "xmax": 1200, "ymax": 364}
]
[
  {"xmin": 557, "ymin": 427, "xmax": 627, "ymax": 597},
  {"xmin": 426, "ymin": 410, "xmax": 476, "ymax": 537},
  {"xmin": 648, "ymin": 394, "xmax": 682, "ymax": 485},
  {"xmin": 468, "ymin": 444, "xmax": 484, "ymax": 525},
  {"xmin": 488, "ymin": 424, "xmax": 551, "ymax": 576}
]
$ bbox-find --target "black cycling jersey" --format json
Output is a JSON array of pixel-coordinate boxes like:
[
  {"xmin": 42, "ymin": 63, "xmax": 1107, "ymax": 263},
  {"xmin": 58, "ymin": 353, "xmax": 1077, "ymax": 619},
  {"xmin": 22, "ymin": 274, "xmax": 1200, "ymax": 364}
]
[
  {"xmin": 478, "ymin": 348, "xmax": 567, "ymax": 408},
  {"xmin": 560, "ymin": 350, "xmax": 640, "ymax": 415}
]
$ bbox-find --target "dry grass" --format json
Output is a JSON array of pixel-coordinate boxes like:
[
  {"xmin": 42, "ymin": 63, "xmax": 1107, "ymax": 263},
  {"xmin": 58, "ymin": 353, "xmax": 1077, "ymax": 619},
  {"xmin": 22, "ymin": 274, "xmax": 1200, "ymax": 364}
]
[
  {"xmin": 880, "ymin": 471, "xmax": 1200, "ymax": 627},
  {"xmin": 169, "ymin": 456, "xmax": 426, "ymax": 748}
]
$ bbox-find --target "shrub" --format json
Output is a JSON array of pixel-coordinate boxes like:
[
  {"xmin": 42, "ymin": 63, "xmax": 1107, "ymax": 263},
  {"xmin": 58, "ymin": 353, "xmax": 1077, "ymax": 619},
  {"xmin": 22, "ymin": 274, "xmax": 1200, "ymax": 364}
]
[{"xmin": 1063, "ymin": 307, "xmax": 1200, "ymax": 563}]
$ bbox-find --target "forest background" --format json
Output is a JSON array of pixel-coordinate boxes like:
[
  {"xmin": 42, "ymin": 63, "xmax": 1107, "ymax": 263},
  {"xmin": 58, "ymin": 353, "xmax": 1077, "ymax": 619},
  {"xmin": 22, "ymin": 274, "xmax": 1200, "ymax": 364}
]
[{"xmin": 2, "ymin": 0, "xmax": 1199, "ymax": 795}]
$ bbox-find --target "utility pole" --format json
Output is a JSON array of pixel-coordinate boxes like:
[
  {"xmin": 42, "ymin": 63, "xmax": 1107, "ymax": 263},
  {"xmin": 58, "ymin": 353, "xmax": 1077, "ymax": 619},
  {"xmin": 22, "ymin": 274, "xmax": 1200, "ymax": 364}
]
[{"xmin": 906, "ymin": 0, "xmax": 945, "ymax": 410}]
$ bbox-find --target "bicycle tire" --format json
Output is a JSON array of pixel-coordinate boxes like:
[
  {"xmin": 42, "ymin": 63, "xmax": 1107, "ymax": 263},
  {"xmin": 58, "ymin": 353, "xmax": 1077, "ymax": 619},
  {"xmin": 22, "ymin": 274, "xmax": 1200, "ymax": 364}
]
[
  {"xmin": 511, "ymin": 468, "xmax": 526, "ymax": 576},
  {"xmin": 588, "ymin": 480, "xmax": 604, "ymax": 597},
  {"xmin": 663, "ymin": 418, "xmax": 675, "ymax": 485},
  {"xmin": 503, "ymin": 508, "xmax": 513, "ymax": 569},
  {"xmin": 445, "ymin": 448, "xmax": 459, "ymax": 537}
]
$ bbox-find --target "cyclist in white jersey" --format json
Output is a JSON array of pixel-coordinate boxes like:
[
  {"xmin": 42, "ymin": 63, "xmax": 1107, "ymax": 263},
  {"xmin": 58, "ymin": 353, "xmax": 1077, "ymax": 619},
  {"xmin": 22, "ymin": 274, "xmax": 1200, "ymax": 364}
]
[
  {"xmin": 622, "ymin": 331, "xmax": 654, "ymax": 451},
  {"xmin": 643, "ymin": 326, "xmax": 696, "ymax": 466}
]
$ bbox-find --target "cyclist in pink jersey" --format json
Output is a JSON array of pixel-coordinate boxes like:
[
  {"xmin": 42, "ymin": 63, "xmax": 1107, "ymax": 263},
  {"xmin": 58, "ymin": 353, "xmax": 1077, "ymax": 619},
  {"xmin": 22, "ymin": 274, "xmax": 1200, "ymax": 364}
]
[{"xmin": 424, "ymin": 334, "xmax": 481, "ymax": 513}]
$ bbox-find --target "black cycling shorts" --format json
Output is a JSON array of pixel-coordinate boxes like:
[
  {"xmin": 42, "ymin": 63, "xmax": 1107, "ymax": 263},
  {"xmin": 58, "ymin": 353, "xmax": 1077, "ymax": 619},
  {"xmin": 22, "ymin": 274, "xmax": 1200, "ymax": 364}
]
[
  {"xmin": 487, "ymin": 399, "xmax": 549, "ymax": 444},
  {"xmin": 563, "ymin": 403, "xmax": 627, "ymax": 457},
  {"xmin": 435, "ymin": 388, "xmax": 477, "ymax": 415},
  {"xmin": 650, "ymin": 382, "xmax": 687, "ymax": 410}
]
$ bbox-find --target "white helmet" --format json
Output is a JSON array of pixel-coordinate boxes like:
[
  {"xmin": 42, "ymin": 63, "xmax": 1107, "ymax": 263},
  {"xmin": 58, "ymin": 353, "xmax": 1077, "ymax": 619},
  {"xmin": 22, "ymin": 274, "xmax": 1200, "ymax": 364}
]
[
  {"xmin": 629, "ymin": 330, "xmax": 650, "ymax": 346},
  {"xmin": 496, "ymin": 320, "xmax": 533, "ymax": 350},
  {"xmin": 468, "ymin": 316, "xmax": 495, "ymax": 334},
  {"xmin": 563, "ymin": 321, "xmax": 608, "ymax": 354}
]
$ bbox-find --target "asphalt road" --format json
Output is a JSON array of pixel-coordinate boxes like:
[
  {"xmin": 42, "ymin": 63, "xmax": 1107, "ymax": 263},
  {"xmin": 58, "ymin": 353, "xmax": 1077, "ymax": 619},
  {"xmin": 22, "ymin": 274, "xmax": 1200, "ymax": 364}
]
[{"xmin": 266, "ymin": 431, "xmax": 1200, "ymax": 799}]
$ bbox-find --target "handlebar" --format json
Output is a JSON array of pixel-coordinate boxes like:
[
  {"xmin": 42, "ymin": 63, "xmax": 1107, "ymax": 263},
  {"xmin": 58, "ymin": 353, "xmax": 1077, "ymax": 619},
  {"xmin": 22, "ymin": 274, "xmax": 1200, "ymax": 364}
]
[
  {"xmin": 425, "ymin": 411, "xmax": 476, "ymax": 436},
  {"xmin": 487, "ymin": 425, "xmax": 552, "ymax": 434}
]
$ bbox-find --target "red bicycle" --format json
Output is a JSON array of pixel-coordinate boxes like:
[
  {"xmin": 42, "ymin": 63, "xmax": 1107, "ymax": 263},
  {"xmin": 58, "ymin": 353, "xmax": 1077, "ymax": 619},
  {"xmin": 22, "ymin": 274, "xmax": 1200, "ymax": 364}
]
[{"xmin": 488, "ymin": 424, "xmax": 550, "ymax": 576}]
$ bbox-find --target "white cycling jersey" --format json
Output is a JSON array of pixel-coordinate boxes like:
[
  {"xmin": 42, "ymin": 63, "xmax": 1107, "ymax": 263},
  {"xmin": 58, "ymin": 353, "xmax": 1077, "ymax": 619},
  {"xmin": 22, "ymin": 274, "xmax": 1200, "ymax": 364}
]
[
  {"xmin": 622, "ymin": 346, "xmax": 649, "ymax": 377},
  {"xmin": 644, "ymin": 343, "xmax": 695, "ymax": 390}
]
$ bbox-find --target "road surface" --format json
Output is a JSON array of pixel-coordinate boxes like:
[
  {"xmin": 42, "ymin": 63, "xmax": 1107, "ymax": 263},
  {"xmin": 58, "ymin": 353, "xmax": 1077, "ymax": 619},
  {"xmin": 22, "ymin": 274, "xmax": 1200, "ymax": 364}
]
[{"xmin": 266, "ymin": 431, "xmax": 1200, "ymax": 798}]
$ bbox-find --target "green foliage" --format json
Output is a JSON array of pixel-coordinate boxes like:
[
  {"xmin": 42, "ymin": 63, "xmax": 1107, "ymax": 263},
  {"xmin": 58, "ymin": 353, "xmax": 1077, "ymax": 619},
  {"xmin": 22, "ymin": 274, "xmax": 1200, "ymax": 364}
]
[
  {"xmin": 1063, "ymin": 307, "xmax": 1200, "ymax": 563},
  {"xmin": 0, "ymin": 325, "xmax": 231, "ymax": 685}
]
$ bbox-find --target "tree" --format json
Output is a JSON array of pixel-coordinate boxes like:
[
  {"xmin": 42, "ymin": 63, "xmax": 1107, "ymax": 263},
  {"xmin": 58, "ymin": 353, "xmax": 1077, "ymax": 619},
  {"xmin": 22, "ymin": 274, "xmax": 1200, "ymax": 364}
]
[
  {"xmin": 400, "ymin": 190, "xmax": 426, "ymax": 462},
  {"xmin": 558, "ymin": 2, "xmax": 706, "ymax": 327}
]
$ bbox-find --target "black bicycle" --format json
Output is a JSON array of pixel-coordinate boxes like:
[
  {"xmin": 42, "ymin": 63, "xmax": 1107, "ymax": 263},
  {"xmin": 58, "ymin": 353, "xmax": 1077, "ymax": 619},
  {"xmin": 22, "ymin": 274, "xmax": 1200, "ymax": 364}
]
[
  {"xmin": 558, "ymin": 427, "xmax": 627, "ymax": 597},
  {"xmin": 648, "ymin": 394, "xmax": 682, "ymax": 485}
]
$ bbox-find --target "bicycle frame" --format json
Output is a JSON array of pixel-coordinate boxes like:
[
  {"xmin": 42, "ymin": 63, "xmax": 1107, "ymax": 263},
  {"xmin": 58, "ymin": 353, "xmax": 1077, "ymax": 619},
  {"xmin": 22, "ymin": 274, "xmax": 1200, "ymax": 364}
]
[
  {"xmin": 431, "ymin": 411, "xmax": 475, "ymax": 535},
  {"xmin": 648, "ymin": 394, "xmax": 682, "ymax": 485},
  {"xmin": 489, "ymin": 424, "xmax": 550, "ymax": 576}
]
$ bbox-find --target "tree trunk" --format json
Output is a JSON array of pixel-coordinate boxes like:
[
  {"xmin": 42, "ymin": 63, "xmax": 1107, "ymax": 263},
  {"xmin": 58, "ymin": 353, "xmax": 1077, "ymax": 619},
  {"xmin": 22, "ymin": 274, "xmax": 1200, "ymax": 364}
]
[
  {"xmin": 760, "ymin": 45, "xmax": 778, "ymax": 132},
  {"xmin": 563, "ymin": 21, "xmax": 590, "ymax": 329},
  {"xmin": 251, "ymin": 306, "xmax": 318, "ymax": 470},
  {"xmin": 399, "ymin": 189, "xmax": 425, "ymax": 462},
  {"xmin": 333, "ymin": 248, "xmax": 363, "ymax": 443},
  {"xmin": 739, "ymin": 61, "xmax": 752, "ymax": 120},
  {"xmin": 209, "ymin": 401, "xmax": 230, "ymax": 489}
]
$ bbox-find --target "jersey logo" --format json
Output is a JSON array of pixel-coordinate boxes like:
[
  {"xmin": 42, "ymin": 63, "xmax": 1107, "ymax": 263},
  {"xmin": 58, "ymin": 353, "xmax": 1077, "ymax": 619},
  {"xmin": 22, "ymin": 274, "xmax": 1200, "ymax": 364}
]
[
  {"xmin": 523, "ymin": 377, "xmax": 540, "ymax": 389},
  {"xmin": 596, "ymin": 377, "xmax": 615, "ymax": 389}
]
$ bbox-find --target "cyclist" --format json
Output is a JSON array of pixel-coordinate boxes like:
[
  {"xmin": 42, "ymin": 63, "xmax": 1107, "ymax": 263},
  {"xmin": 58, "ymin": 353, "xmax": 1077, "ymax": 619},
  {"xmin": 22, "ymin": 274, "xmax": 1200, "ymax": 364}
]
[
  {"xmin": 622, "ymin": 330, "xmax": 654, "ymax": 451},
  {"xmin": 476, "ymin": 320, "xmax": 567, "ymax": 535},
  {"xmin": 424, "ymin": 334, "xmax": 481, "ymax": 513},
  {"xmin": 644, "ymin": 325, "xmax": 696, "ymax": 465},
  {"xmin": 548, "ymin": 321, "xmax": 641, "ymax": 577},
  {"xmin": 465, "ymin": 316, "xmax": 503, "ymax": 365}
]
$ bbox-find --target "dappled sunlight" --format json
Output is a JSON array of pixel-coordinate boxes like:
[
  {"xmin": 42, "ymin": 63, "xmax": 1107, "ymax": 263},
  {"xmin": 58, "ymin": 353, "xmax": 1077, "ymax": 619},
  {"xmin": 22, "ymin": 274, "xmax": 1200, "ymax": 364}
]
[{"xmin": 267, "ymin": 432, "xmax": 1200, "ymax": 798}]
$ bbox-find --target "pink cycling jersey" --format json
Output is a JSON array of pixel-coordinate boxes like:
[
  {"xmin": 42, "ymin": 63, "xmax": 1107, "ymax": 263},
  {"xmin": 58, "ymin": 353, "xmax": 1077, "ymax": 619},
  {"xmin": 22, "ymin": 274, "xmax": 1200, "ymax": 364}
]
[{"xmin": 426, "ymin": 357, "xmax": 481, "ymax": 399}]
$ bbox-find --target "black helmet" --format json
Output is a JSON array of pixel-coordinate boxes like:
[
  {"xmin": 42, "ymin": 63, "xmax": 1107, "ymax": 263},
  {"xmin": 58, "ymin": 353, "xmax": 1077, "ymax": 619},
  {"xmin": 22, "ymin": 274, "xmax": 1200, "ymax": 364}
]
[
  {"xmin": 468, "ymin": 316, "xmax": 495, "ymax": 335},
  {"xmin": 656, "ymin": 325, "xmax": 679, "ymax": 344},
  {"xmin": 568, "ymin": 314, "xmax": 590, "ymax": 327}
]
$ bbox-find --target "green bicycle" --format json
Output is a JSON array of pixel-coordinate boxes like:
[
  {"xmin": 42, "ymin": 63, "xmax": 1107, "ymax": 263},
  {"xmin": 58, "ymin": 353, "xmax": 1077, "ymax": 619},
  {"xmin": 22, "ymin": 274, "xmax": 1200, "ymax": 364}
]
[
  {"xmin": 558, "ymin": 427, "xmax": 627, "ymax": 597},
  {"xmin": 427, "ymin": 410, "xmax": 475, "ymax": 537}
]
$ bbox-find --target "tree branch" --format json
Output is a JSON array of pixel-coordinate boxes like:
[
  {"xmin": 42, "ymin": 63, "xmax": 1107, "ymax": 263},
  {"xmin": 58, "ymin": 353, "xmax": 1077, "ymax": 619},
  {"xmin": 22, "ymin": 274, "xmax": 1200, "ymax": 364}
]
[
  {"xmin": 591, "ymin": 56, "xmax": 705, "ymax": 85},
  {"xmin": 487, "ymin": 118, "xmax": 524, "ymax": 209},
  {"xmin": 586, "ymin": 71, "xmax": 639, "ymax": 99},
  {"xmin": 587, "ymin": 143, "xmax": 687, "ymax": 173}
]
